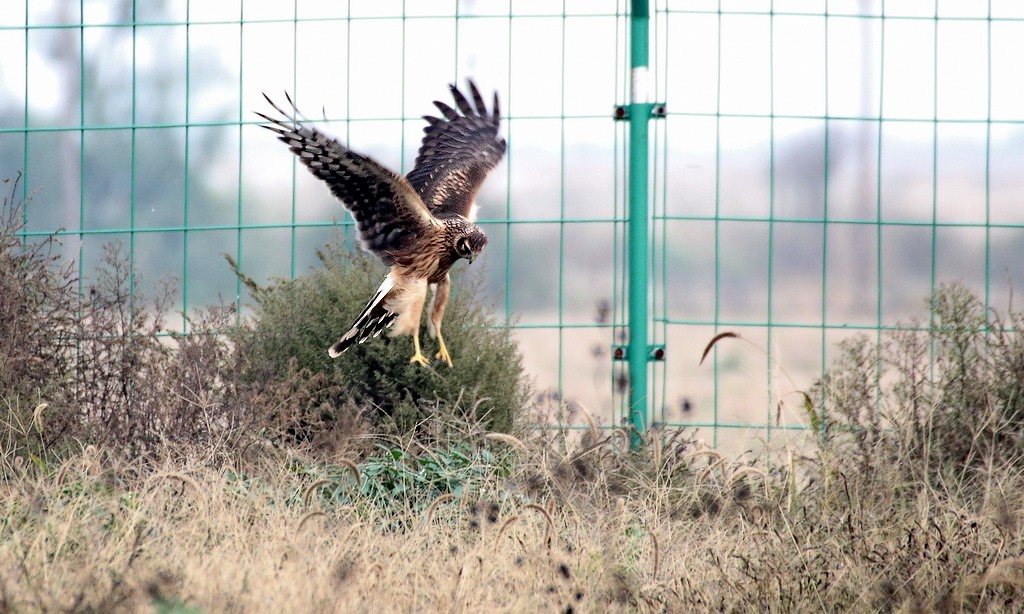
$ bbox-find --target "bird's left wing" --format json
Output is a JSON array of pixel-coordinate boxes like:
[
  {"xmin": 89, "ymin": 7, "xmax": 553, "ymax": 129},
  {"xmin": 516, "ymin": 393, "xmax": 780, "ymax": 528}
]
[
  {"xmin": 258, "ymin": 93, "xmax": 440, "ymax": 265},
  {"xmin": 405, "ymin": 80, "xmax": 506, "ymax": 220}
]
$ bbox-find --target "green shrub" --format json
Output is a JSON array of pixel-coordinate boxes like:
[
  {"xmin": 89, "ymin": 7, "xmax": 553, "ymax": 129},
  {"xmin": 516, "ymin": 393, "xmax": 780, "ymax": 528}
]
[{"xmin": 234, "ymin": 243, "xmax": 528, "ymax": 435}]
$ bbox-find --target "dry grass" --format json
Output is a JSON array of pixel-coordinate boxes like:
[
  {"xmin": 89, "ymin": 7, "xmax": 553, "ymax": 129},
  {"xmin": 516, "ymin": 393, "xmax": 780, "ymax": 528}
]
[{"xmin": 2, "ymin": 417, "xmax": 1022, "ymax": 613}]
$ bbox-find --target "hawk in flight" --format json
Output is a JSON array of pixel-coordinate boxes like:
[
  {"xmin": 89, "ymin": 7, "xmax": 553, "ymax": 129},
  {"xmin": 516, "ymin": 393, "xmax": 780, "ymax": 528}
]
[{"xmin": 258, "ymin": 80, "xmax": 506, "ymax": 366}]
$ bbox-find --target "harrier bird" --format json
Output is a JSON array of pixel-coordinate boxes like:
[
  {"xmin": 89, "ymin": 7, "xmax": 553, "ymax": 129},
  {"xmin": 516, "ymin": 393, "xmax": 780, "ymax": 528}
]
[{"xmin": 258, "ymin": 80, "xmax": 506, "ymax": 366}]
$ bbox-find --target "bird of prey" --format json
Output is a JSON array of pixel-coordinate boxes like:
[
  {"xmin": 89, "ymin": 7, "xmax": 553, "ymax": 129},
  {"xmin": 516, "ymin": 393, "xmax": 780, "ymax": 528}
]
[{"xmin": 258, "ymin": 80, "xmax": 506, "ymax": 367}]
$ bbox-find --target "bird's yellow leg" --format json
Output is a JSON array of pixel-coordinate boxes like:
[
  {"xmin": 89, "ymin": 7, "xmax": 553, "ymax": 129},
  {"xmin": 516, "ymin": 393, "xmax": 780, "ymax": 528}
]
[
  {"xmin": 430, "ymin": 275, "xmax": 453, "ymax": 367},
  {"xmin": 410, "ymin": 330, "xmax": 430, "ymax": 366},
  {"xmin": 435, "ymin": 331, "xmax": 453, "ymax": 367}
]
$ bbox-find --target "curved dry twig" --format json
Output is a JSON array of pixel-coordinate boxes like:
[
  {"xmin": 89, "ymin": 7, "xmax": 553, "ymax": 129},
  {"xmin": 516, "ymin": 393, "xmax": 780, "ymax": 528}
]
[
  {"xmin": 484, "ymin": 432, "xmax": 529, "ymax": 454},
  {"xmin": 296, "ymin": 511, "xmax": 327, "ymax": 532},
  {"xmin": 699, "ymin": 332, "xmax": 739, "ymax": 365},
  {"xmin": 525, "ymin": 503, "xmax": 555, "ymax": 548},
  {"xmin": 303, "ymin": 478, "xmax": 333, "ymax": 511},
  {"xmin": 424, "ymin": 493, "xmax": 457, "ymax": 525}
]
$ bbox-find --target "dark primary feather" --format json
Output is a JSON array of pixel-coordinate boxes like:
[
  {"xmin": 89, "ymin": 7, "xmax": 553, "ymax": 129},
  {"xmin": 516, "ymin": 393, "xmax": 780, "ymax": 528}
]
[
  {"xmin": 257, "ymin": 93, "xmax": 439, "ymax": 265},
  {"xmin": 405, "ymin": 79, "xmax": 506, "ymax": 219}
]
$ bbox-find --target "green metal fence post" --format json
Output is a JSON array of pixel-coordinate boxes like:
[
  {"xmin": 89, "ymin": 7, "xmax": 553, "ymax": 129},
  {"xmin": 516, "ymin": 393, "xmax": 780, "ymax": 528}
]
[{"xmin": 627, "ymin": 0, "xmax": 652, "ymax": 449}]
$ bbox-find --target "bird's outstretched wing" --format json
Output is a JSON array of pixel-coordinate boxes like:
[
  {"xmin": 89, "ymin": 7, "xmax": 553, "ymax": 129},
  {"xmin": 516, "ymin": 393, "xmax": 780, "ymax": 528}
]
[
  {"xmin": 258, "ymin": 93, "xmax": 440, "ymax": 265},
  {"xmin": 405, "ymin": 80, "xmax": 506, "ymax": 220}
]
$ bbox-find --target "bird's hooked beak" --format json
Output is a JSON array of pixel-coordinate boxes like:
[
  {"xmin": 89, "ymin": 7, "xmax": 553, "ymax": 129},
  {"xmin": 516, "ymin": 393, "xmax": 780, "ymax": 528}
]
[{"xmin": 466, "ymin": 254, "xmax": 476, "ymax": 264}]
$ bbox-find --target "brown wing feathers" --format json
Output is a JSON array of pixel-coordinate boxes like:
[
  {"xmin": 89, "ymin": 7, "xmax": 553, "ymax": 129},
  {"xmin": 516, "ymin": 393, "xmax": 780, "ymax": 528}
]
[
  {"xmin": 257, "ymin": 94, "xmax": 436, "ymax": 265},
  {"xmin": 406, "ymin": 80, "xmax": 506, "ymax": 219}
]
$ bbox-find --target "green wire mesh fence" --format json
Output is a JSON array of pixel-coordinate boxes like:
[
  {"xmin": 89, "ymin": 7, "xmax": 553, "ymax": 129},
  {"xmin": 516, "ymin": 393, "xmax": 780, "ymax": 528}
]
[{"xmin": 3, "ymin": 1, "xmax": 1023, "ymax": 451}]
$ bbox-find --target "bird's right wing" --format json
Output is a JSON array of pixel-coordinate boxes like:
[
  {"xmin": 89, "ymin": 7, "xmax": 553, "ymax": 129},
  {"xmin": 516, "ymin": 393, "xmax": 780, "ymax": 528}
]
[
  {"xmin": 405, "ymin": 80, "xmax": 506, "ymax": 220},
  {"xmin": 258, "ymin": 93, "xmax": 440, "ymax": 265}
]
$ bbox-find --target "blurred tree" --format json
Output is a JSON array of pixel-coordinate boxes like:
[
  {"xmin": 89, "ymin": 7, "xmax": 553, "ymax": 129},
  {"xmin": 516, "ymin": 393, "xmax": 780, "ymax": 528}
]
[{"xmin": 1, "ymin": 0, "xmax": 234, "ymax": 303}]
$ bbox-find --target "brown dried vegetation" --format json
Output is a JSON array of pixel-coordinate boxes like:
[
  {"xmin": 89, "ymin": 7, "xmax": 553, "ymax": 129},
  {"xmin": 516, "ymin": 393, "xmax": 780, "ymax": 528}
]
[{"xmin": 1, "ymin": 177, "xmax": 1022, "ymax": 611}]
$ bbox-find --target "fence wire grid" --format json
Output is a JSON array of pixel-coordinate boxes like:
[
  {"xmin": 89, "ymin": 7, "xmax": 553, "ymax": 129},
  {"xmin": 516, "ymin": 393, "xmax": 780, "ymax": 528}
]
[{"xmin": 4, "ymin": 0, "xmax": 1024, "ymax": 450}]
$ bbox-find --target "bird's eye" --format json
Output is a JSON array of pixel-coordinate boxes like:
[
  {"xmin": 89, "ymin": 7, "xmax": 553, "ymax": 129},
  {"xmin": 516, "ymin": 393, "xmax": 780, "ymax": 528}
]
[{"xmin": 457, "ymin": 238, "xmax": 472, "ymax": 257}]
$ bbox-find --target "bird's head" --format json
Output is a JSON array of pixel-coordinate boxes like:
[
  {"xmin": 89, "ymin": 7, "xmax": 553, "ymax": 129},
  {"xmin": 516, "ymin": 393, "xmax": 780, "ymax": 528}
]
[{"xmin": 453, "ymin": 226, "xmax": 488, "ymax": 263}]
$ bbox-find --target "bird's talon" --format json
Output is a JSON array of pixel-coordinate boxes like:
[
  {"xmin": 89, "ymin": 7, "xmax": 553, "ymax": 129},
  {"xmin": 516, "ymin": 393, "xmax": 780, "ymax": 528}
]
[
  {"xmin": 435, "ymin": 349, "xmax": 453, "ymax": 367},
  {"xmin": 410, "ymin": 352, "xmax": 430, "ymax": 366}
]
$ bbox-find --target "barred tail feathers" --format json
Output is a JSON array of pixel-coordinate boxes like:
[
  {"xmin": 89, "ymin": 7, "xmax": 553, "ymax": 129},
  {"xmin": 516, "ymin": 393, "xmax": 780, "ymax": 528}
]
[{"xmin": 328, "ymin": 274, "xmax": 398, "ymax": 358}]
